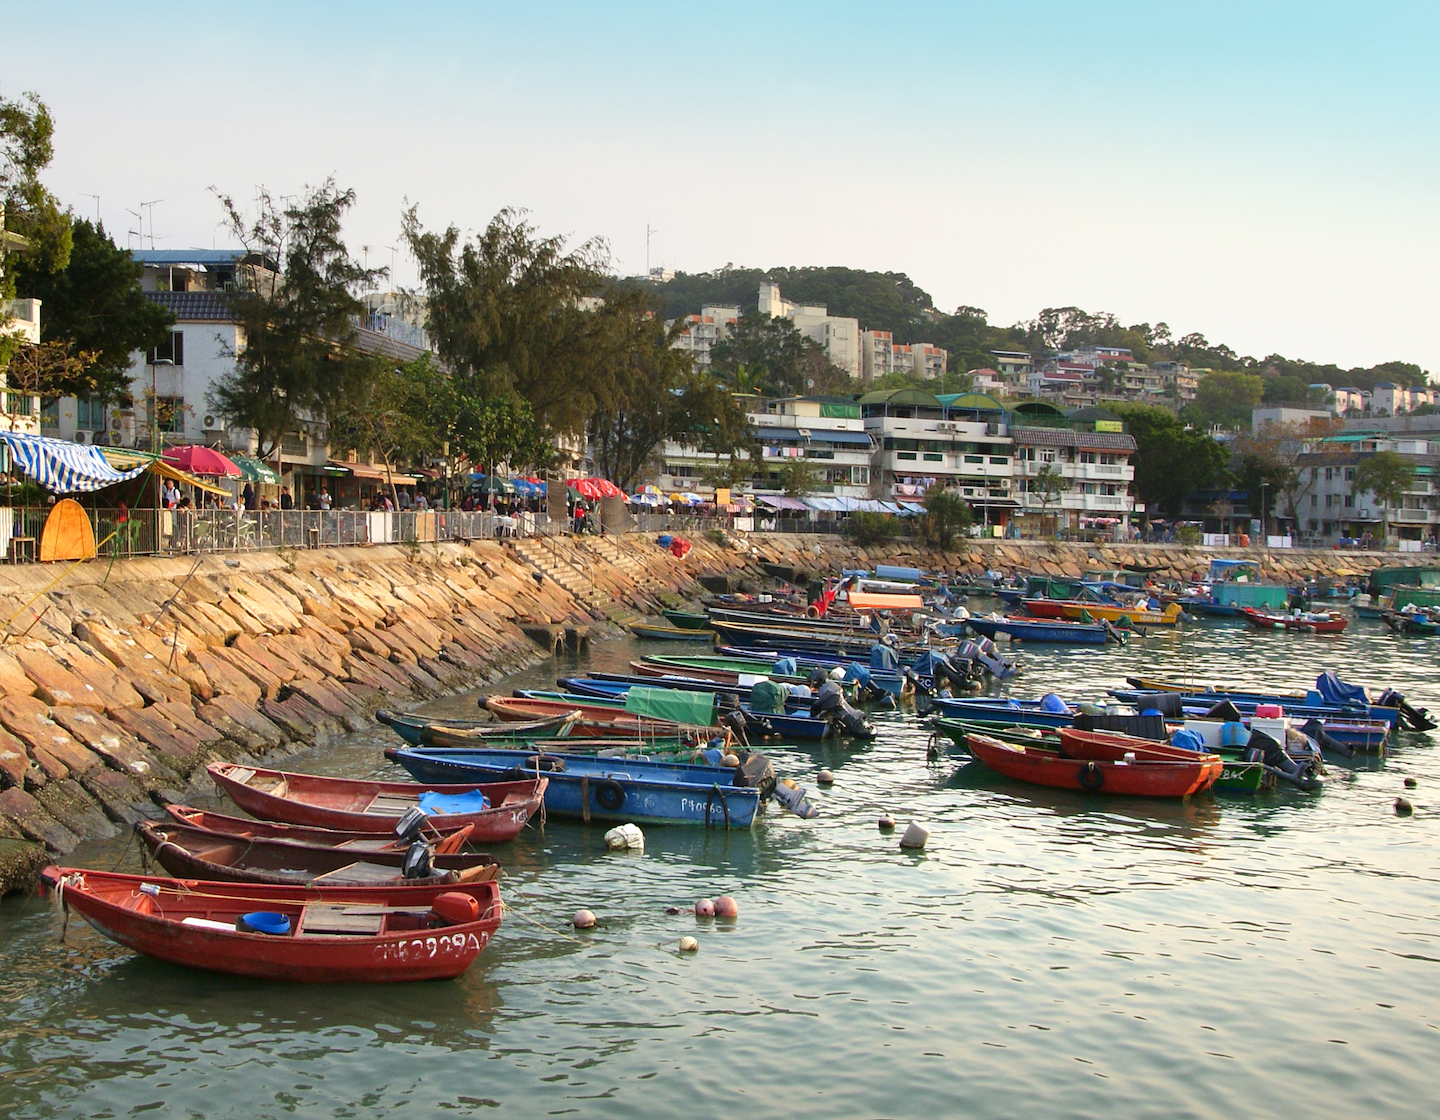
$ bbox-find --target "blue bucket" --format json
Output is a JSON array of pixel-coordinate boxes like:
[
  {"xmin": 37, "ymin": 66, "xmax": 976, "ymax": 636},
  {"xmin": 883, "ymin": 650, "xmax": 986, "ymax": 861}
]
[{"xmin": 238, "ymin": 911, "xmax": 292, "ymax": 936}]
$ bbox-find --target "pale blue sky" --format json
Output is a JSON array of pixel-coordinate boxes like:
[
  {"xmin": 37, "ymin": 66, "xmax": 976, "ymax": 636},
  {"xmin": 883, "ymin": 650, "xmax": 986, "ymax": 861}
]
[{"xmin": 8, "ymin": 1, "xmax": 1438, "ymax": 370}]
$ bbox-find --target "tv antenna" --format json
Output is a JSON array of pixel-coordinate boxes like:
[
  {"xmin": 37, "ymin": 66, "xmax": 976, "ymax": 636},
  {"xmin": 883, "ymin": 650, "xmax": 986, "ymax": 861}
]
[
  {"xmin": 140, "ymin": 199, "xmax": 163, "ymax": 248},
  {"xmin": 646, "ymin": 224, "xmax": 656, "ymax": 275},
  {"xmin": 81, "ymin": 194, "xmax": 101, "ymax": 224}
]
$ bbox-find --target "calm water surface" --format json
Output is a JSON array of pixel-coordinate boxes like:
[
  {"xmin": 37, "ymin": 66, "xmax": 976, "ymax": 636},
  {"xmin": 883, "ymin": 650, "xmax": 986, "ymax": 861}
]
[{"xmin": 1, "ymin": 613, "xmax": 1438, "ymax": 1119}]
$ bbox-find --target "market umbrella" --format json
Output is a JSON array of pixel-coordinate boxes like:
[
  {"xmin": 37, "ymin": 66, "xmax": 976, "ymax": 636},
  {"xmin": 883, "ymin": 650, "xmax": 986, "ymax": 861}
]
[
  {"xmin": 574, "ymin": 476, "xmax": 625, "ymax": 499},
  {"xmin": 469, "ymin": 474, "xmax": 517, "ymax": 497},
  {"xmin": 163, "ymin": 445, "xmax": 243, "ymax": 477}
]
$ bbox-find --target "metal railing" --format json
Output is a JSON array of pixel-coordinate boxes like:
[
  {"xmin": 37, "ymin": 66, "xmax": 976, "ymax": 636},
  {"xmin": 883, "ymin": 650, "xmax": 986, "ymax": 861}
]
[{"xmin": 0, "ymin": 505, "xmax": 549, "ymax": 562}]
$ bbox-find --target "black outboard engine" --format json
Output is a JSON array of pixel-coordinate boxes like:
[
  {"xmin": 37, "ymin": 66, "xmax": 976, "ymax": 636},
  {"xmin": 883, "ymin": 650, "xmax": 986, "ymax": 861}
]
[
  {"xmin": 1247, "ymin": 728, "xmax": 1323, "ymax": 791},
  {"xmin": 1377, "ymin": 688, "xmax": 1436, "ymax": 732},
  {"xmin": 1300, "ymin": 716, "xmax": 1354, "ymax": 758},
  {"xmin": 722, "ymin": 708, "xmax": 751, "ymax": 746},
  {"xmin": 401, "ymin": 839, "xmax": 436, "ymax": 881},
  {"xmin": 810, "ymin": 681, "xmax": 877, "ymax": 739},
  {"xmin": 1202, "ymin": 699, "xmax": 1244, "ymax": 723}
]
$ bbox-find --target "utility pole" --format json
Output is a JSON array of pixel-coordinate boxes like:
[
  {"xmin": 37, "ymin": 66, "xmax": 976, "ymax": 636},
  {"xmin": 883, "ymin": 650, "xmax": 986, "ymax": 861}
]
[
  {"xmin": 646, "ymin": 224, "xmax": 656, "ymax": 276},
  {"xmin": 81, "ymin": 194, "xmax": 101, "ymax": 224}
]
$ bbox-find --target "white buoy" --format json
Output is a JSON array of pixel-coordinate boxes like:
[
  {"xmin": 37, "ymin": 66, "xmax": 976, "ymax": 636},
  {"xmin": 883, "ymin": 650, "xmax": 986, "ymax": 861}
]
[
  {"xmin": 899, "ymin": 822, "xmax": 930, "ymax": 850},
  {"xmin": 817, "ymin": 769, "xmax": 835, "ymax": 785},
  {"xmin": 679, "ymin": 936, "xmax": 699, "ymax": 952},
  {"xmin": 603, "ymin": 823, "xmax": 645, "ymax": 851},
  {"xmin": 573, "ymin": 909, "xmax": 597, "ymax": 929}
]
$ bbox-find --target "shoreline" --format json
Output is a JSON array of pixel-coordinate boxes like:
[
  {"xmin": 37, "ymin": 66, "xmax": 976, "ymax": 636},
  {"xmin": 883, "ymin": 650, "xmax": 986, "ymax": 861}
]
[{"xmin": 0, "ymin": 531, "xmax": 1418, "ymax": 893}]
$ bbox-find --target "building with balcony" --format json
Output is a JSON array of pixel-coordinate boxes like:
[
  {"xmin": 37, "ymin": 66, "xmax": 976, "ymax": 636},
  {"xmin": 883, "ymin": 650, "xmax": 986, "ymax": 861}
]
[
  {"xmin": 1009, "ymin": 404, "xmax": 1138, "ymax": 534},
  {"xmin": 860, "ymin": 388, "xmax": 1016, "ymax": 519},
  {"xmin": 668, "ymin": 305, "xmax": 740, "ymax": 371},
  {"xmin": 1296, "ymin": 431, "xmax": 1439, "ymax": 544},
  {"xmin": 860, "ymin": 330, "xmax": 947, "ymax": 382},
  {"xmin": 1, "ymin": 202, "xmax": 43, "ymax": 435}
]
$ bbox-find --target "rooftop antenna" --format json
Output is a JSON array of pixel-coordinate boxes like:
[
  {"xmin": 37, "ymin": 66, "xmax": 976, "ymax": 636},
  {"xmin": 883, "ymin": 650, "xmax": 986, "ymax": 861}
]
[
  {"xmin": 646, "ymin": 224, "xmax": 656, "ymax": 276},
  {"xmin": 361, "ymin": 244, "xmax": 371, "ymax": 270},
  {"xmin": 81, "ymin": 194, "xmax": 101, "ymax": 225},
  {"xmin": 140, "ymin": 199, "xmax": 163, "ymax": 248},
  {"xmin": 387, "ymin": 245, "xmax": 397, "ymax": 285},
  {"xmin": 125, "ymin": 209, "xmax": 143, "ymax": 249}
]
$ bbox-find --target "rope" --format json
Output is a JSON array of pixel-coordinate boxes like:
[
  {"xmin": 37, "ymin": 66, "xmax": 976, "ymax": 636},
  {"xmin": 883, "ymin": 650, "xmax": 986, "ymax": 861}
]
[{"xmin": 1, "ymin": 527, "xmax": 119, "ymax": 640}]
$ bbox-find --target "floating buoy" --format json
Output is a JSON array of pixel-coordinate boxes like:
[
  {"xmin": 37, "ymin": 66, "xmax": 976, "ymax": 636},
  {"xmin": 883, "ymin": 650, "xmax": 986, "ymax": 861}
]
[
  {"xmin": 878, "ymin": 813, "xmax": 895, "ymax": 832},
  {"xmin": 603, "ymin": 823, "xmax": 645, "ymax": 851},
  {"xmin": 817, "ymin": 769, "xmax": 835, "ymax": 786},
  {"xmin": 1404, "ymin": 777, "xmax": 1418, "ymax": 789},
  {"xmin": 721, "ymin": 754, "xmax": 740, "ymax": 767},
  {"xmin": 1395, "ymin": 797, "xmax": 1414, "ymax": 816},
  {"xmin": 899, "ymin": 822, "xmax": 930, "ymax": 850},
  {"xmin": 713, "ymin": 895, "xmax": 739, "ymax": 919},
  {"xmin": 679, "ymin": 936, "xmax": 699, "ymax": 952},
  {"xmin": 573, "ymin": 909, "xmax": 597, "ymax": 929},
  {"xmin": 665, "ymin": 906, "xmax": 681, "ymax": 916},
  {"xmin": 695, "ymin": 898, "xmax": 715, "ymax": 917}
]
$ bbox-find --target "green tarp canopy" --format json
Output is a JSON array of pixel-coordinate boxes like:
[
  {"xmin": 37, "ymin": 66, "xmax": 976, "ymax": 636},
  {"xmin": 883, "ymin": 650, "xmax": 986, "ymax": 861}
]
[
  {"xmin": 748, "ymin": 678, "xmax": 788, "ymax": 715},
  {"xmin": 624, "ymin": 686, "xmax": 717, "ymax": 727},
  {"xmin": 232, "ymin": 455, "xmax": 280, "ymax": 484}
]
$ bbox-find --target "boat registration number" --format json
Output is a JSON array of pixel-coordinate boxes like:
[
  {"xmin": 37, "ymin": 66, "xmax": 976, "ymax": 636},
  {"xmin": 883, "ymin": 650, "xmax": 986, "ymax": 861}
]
[{"xmin": 373, "ymin": 931, "xmax": 485, "ymax": 963}]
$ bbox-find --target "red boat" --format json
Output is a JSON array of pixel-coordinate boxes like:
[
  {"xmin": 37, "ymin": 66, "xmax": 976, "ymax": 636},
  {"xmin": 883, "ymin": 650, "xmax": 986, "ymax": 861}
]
[
  {"xmin": 42, "ymin": 867, "xmax": 502, "ymax": 982},
  {"xmin": 1241, "ymin": 607, "xmax": 1348, "ymax": 633},
  {"xmin": 484, "ymin": 695, "xmax": 704, "ymax": 739},
  {"xmin": 165, "ymin": 804, "xmax": 477, "ymax": 845},
  {"xmin": 966, "ymin": 732, "xmax": 1222, "ymax": 797},
  {"xmin": 136, "ymin": 819, "xmax": 500, "ymax": 887},
  {"xmin": 1057, "ymin": 727, "xmax": 1223, "ymax": 769},
  {"xmin": 208, "ymin": 762, "xmax": 544, "ymax": 839}
]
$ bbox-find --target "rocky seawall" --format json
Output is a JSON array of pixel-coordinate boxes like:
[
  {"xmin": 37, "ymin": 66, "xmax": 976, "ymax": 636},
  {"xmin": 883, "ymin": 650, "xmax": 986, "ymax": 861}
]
[{"xmin": 0, "ymin": 530, "xmax": 1421, "ymax": 893}]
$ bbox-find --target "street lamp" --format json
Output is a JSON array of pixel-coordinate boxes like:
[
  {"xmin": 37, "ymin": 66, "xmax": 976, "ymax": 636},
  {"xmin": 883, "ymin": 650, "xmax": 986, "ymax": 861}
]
[
  {"xmin": 1259, "ymin": 481, "xmax": 1269, "ymax": 545},
  {"xmin": 147, "ymin": 357, "xmax": 173, "ymax": 453}
]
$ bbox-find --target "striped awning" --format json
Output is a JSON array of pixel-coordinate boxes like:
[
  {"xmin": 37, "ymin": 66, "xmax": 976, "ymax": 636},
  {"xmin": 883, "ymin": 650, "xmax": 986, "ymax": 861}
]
[{"xmin": 1, "ymin": 432, "xmax": 146, "ymax": 494}]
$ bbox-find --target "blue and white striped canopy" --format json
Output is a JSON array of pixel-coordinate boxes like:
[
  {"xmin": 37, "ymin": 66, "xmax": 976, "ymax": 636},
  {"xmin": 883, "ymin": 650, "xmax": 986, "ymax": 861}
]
[{"xmin": 0, "ymin": 432, "xmax": 146, "ymax": 494}]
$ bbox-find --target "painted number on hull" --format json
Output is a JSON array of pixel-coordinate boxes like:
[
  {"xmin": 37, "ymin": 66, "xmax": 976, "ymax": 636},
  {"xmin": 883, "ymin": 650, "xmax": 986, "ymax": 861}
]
[{"xmin": 373, "ymin": 931, "xmax": 485, "ymax": 963}]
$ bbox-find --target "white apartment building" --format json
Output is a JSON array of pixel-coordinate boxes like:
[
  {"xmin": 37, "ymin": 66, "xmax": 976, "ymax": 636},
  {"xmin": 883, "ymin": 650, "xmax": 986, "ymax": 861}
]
[
  {"xmin": 991, "ymin": 351, "xmax": 1032, "ymax": 383},
  {"xmin": 1297, "ymin": 432, "xmax": 1439, "ymax": 543},
  {"xmin": 1371, "ymin": 382, "xmax": 1436, "ymax": 416},
  {"xmin": 860, "ymin": 388, "xmax": 1014, "ymax": 514},
  {"xmin": 1011, "ymin": 412, "xmax": 1138, "ymax": 533},
  {"xmin": 668, "ymin": 304, "xmax": 740, "ymax": 370},
  {"xmin": 758, "ymin": 282, "xmax": 860, "ymax": 377},
  {"xmin": 861, "ymin": 330, "xmax": 948, "ymax": 382},
  {"xmin": 658, "ymin": 395, "xmax": 873, "ymax": 500}
]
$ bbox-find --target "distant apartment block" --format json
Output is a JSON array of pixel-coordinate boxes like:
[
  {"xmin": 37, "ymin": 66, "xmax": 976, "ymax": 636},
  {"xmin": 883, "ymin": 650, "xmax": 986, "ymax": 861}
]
[
  {"xmin": 858, "ymin": 329, "xmax": 947, "ymax": 383},
  {"xmin": 668, "ymin": 304, "xmax": 741, "ymax": 370},
  {"xmin": 759, "ymin": 282, "xmax": 860, "ymax": 377}
]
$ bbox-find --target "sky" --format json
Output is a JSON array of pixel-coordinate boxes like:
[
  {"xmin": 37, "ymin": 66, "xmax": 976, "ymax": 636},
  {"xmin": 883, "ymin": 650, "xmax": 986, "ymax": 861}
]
[{"xmin": 6, "ymin": 1, "xmax": 1438, "ymax": 372}]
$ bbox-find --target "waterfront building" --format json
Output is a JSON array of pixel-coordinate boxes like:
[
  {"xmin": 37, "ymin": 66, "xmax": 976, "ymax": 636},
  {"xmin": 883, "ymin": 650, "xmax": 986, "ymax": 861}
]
[
  {"xmin": 1009, "ymin": 402, "xmax": 1138, "ymax": 535},
  {"xmin": 0, "ymin": 202, "xmax": 43, "ymax": 435},
  {"xmin": 1297, "ymin": 430, "xmax": 1439, "ymax": 545}
]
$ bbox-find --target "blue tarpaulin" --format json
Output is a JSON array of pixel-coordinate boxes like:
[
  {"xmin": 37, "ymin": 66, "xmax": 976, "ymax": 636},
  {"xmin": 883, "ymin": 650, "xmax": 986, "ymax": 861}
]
[{"xmin": 0, "ymin": 432, "xmax": 146, "ymax": 494}]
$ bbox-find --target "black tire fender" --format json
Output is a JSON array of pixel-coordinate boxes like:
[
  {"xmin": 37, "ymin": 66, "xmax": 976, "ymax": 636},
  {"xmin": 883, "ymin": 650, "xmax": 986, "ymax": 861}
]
[
  {"xmin": 1078, "ymin": 761, "xmax": 1105, "ymax": 791},
  {"xmin": 595, "ymin": 779, "xmax": 626, "ymax": 811}
]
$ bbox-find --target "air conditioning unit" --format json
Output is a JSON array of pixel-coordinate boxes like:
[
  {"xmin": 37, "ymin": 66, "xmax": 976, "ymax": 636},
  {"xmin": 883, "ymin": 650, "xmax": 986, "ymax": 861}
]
[
  {"xmin": 72, "ymin": 430, "xmax": 91, "ymax": 446},
  {"xmin": 985, "ymin": 422, "xmax": 1000, "ymax": 436}
]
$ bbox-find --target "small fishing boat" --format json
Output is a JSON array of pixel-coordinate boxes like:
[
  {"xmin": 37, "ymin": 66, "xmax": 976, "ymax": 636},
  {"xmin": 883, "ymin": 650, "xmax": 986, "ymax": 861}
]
[
  {"xmin": 631, "ymin": 622, "xmax": 716, "ymax": 642},
  {"xmin": 376, "ymin": 708, "xmax": 581, "ymax": 746},
  {"xmin": 135, "ymin": 819, "xmax": 500, "ymax": 887},
  {"xmin": 964, "ymin": 732, "xmax": 1221, "ymax": 797},
  {"xmin": 207, "ymin": 762, "xmax": 545, "ymax": 840},
  {"xmin": 513, "ymin": 687, "xmax": 850, "ymax": 741},
  {"xmin": 1380, "ymin": 610, "xmax": 1440, "ymax": 636},
  {"xmin": 1022, "ymin": 598, "xmax": 1184, "ymax": 626},
  {"xmin": 386, "ymin": 746, "xmax": 771, "ymax": 828},
  {"xmin": 1121, "ymin": 673, "xmax": 1429, "ymax": 731},
  {"xmin": 662, "ymin": 610, "xmax": 712, "ymax": 630},
  {"xmin": 165, "ymin": 804, "xmax": 477, "ymax": 846},
  {"xmin": 484, "ymin": 695, "xmax": 708, "ymax": 739},
  {"xmin": 42, "ymin": 867, "xmax": 502, "ymax": 982},
  {"xmin": 966, "ymin": 616, "xmax": 1115, "ymax": 645},
  {"xmin": 1241, "ymin": 607, "xmax": 1348, "ymax": 633}
]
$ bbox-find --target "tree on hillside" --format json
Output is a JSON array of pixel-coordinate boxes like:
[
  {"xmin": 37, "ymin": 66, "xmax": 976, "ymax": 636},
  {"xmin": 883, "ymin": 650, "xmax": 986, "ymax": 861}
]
[
  {"xmin": 1353, "ymin": 451, "xmax": 1415, "ymax": 542},
  {"xmin": 1186, "ymin": 369, "xmax": 1265, "ymax": 429},
  {"xmin": 921, "ymin": 486, "xmax": 972, "ymax": 548},
  {"xmin": 1109, "ymin": 403, "xmax": 1228, "ymax": 519},
  {"xmin": 10, "ymin": 217, "xmax": 173, "ymax": 401},
  {"xmin": 208, "ymin": 180, "xmax": 383, "ymax": 459}
]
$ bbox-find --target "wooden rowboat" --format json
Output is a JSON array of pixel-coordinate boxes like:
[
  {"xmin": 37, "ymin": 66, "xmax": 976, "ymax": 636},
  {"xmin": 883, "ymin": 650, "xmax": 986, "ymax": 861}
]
[
  {"xmin": 42, "ymin": 867, "xmax": 502, "ymax": 982},
  {"xmin": 1242, "ymin": 608, "xmax": 1348, "ymax": 633},
  {"xmin": 207, "ymin": 762, "xmax": 544, "ymax": 840},
  {"xmin": 965, "ymin": 732, "xmax": 1221, "ymax": 797},
  {"xmin": 1022, "ymin": 598, "xmax": 1184, "ymax": 626},
  {"xmin": 165, "ymin": 804, "xmax": 474, "ymax": 842},
  {"xmin": 631, "ymin": 622, "xmax": 716, "ymax": 642},
  {"xmin": 483, "ymin": 695, "xmax": 705, "ymax": 740},
  {"xmin": 376, "ymin": 708, "xmax": 581, "ymax": 745},
  {"xmin": 137, "ymin": 818, "xmax": 499, "ymax": 887}
]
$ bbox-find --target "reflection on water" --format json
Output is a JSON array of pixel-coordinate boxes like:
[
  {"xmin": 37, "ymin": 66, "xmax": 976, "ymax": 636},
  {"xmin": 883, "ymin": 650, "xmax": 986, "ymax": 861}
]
[{"xmin": 1, "ymin": 615, "xmax": 1439, "ymax": 1119}]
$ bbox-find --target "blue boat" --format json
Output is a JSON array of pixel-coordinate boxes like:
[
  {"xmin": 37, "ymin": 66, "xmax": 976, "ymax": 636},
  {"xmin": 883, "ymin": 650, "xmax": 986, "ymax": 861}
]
[
  {"xmin": 513, "ymin": 689, "xmax": 845, "ymax": 741},
  {"xmin": 386, "ymin": 746, "xmax": 765, "ymax": 828},
  {"xmin": 965, "ymin": 617, "xmax": 1111, "ymax": 645},
  {"xmin": 930, "ymin": 696, "xmax": 1080, "ymax": 729}
]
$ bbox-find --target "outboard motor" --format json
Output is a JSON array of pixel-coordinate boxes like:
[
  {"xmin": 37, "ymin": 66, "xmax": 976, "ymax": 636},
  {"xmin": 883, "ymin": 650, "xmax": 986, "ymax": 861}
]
[
  {"xmin": 1299, "ymin": 716, "xmax": 1354, "ymax": 759},
  {"xmin": 1248, "ymin": 728, "xmax": 1323, "ymax": 791},
  {"xmin": 810, "ymin": 681, "xmax": 877, "ymax": 739},
  {"xmin": 721, "ymin": 708, "xmax": 751, "ymax": 747},
  {"xmin": 401, "ymin": 840, "xmax": 435, "ymax": 881},
  {"xmin": 1377, "ymin": 687, "xmax": 1436, "ymax": 731},
  {"xmin": 971, "ymin": 635, "xmax": 1019, "ymax": 680}
]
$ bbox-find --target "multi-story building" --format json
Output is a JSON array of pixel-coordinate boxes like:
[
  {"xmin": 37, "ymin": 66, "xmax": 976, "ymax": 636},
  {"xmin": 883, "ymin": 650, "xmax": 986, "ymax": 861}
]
[
  {"xmin": 1297, "ymin": 431, "xmax": 1439, "ymax": 544},
  {"xmin": 758, "ymin": 282, "xmax": 860, "ymax": 377},
  {"xmin": 1152, "ymin": 362, "xmax": 1200, "ymax": 402},
  {"xmin": 860, "ymin": 388, "xmax": 1016, "ymax": 519},
  {"xmin": 668, "ymin": 305, "xmax": 740, "ymax": 371},
  {"xmin": 1010, "ymin": 405, "xmax": 1138, "ymax": 534},
  {"xmin": 860, "ymin": 329, "xmax": 895, "ymax": 381},
  {"xmin": 860, "ymin": 331, "xmax": 947, "ymax": 382},
  {"xmin": 1371, "ymin": 382, "xmax": 1436, "ymax": 416},
  {"xmin": 657, "ymin": 394, "xmax": 873, "ymax": 501},
  {"xmin": 991, "ymin": 351, "xmax": 1032, "ymax": 384},
  {"xmin": 1, "ymin": 202, "xmax": 43, "ymax": 435}
]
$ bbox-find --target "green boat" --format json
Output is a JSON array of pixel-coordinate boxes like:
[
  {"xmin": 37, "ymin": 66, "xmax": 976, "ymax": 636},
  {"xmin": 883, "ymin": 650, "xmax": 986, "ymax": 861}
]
[
  {"xmin": 662, "ymin": 610, "xmax": 712, "ymax": 630},
  {"xmin": 931, "ymin": 717, "xmax": 1274, "ymax": 793}
]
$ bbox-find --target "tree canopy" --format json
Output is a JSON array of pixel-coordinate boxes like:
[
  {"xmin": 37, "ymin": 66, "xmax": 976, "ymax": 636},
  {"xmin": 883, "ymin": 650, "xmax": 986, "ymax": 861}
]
[
  {"xmin": 0, "ymin": 88, "xmax": 70, "ymax": 289},
  {"xmin": 1353, "ymin": 452, "xmax": 1415, "ymax": 533},
  {"xmin": 10, "ymin": 217, "xmax": 173, "ymax": 400},
  {"xmin": 1109, "ymin": 403, "xmax": 1228, "ymax": 518}
]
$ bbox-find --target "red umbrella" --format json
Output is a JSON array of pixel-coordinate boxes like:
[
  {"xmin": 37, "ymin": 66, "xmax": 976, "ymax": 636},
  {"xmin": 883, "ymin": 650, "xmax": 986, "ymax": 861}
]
[
  {"xmin": 581, "ymin": 477, "xmax": 625, "ymax": 499},
  {"xmin": 163, "ymin": 445, "xmax": 243, "ymax": 477}
]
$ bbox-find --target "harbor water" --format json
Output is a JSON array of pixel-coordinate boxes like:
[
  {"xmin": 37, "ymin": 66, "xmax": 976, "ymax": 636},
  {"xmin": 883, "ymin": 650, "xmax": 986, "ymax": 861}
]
[{"xmin": 1, "ymin": 614, "xmax": 1438, "ymax": 1119}]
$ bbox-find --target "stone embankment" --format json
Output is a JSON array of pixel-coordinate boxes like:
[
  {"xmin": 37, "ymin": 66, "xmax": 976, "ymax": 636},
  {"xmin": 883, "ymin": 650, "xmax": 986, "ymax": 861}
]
[{"xmin": 0, "ymin": 529, "xmax": 1422, "ymax": 892}]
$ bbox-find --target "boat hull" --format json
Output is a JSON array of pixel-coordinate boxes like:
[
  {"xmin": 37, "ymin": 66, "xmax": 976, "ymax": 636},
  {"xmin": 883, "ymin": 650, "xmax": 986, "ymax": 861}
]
[
  {"xmin": 966, "ymin": 733, "xmax": 1219, "ymax": 797},
  {"xmin": 967, "ymin": 617, "xmax": 1109, "ymax": 644}
]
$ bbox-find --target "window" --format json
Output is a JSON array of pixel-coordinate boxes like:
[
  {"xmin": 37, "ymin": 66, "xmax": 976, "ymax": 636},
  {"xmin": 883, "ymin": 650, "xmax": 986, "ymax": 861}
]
[
  {"xmin": 1324, "ymin": 494, "xmax": 1334, "ymax": 507},
  {"xmin": 149, "ymin": 330, "xmax": 184, "ymax": 366},
  {"xmin": 851, "ymin": 466, "xmax": 869, "ymax": 485},
  {"xmin": 1079, "ymin": 452, "xmax": 1097, "ymax": 464},
  {"xmin": 1040, "ymin": 448, "xmax": 1056, "ymax": 463},
  {"xmin": 150, "ymin": 396, "xmax": 185, "ymax": 434},
  {"xmin": 963, "ymin": 454, "xmax": 983, "ymax": 464},
  {"xmin": 1344, "ymin": 468, "xmax": 1356, "ymax": 481},
  {"xmin": 280, "ymin": 432, "xmax": 308, "ymax": 457},
  {"xmin": 1100, "ymin": 454, "xmax": 1119, "ymax": 465},
  {"xmin": 77, "ymin": 397, "xmax": 104, "ymax": 431},
  {"xmin": 824, "ymin": 466, "xmax": 851, "ymax": 484},
  {"xmin": 989, "ymin": 456, "xmax": 1008, "ymax": 465},
  {"xmin": 1344, "ymin": 494, "xmax": 1355, "ymax": 508},
  {"xmin": 40, "ymin": 398, "xmax": 59, "ymax": 428},
  {"xmin": 923, "ymin": 453, "xmax": 944, "ymax": 462},
  {"xmin": 1311, "ymin": 494, "xmax": 1318, "ymax": 507},
  {"xmin": 896, "ymin": 451, "xmax": 917, "ymax": 461},
  {"xmin": 1325, "ymin": 467, "xmax": 1333, "ymax": 480}
]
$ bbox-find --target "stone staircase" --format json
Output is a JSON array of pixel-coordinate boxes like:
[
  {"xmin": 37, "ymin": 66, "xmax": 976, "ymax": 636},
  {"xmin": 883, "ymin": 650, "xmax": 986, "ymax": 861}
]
[{"xmin": 509, "ymin": 536, "xmax": 638, "ymax": 625}]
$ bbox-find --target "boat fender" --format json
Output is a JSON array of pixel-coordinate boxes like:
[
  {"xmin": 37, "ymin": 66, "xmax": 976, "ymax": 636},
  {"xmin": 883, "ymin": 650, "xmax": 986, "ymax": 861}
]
[
  {"xmin": 595, "ymin": 780, "xmax": 627, "ymax": 811},
  {"xmin": 402, "ymin": 841, "xmax": 435, "ymax": 881},
  {"xmin": 1078, "ymin": 761, "xmax": 1105, "ymax": 791}
]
